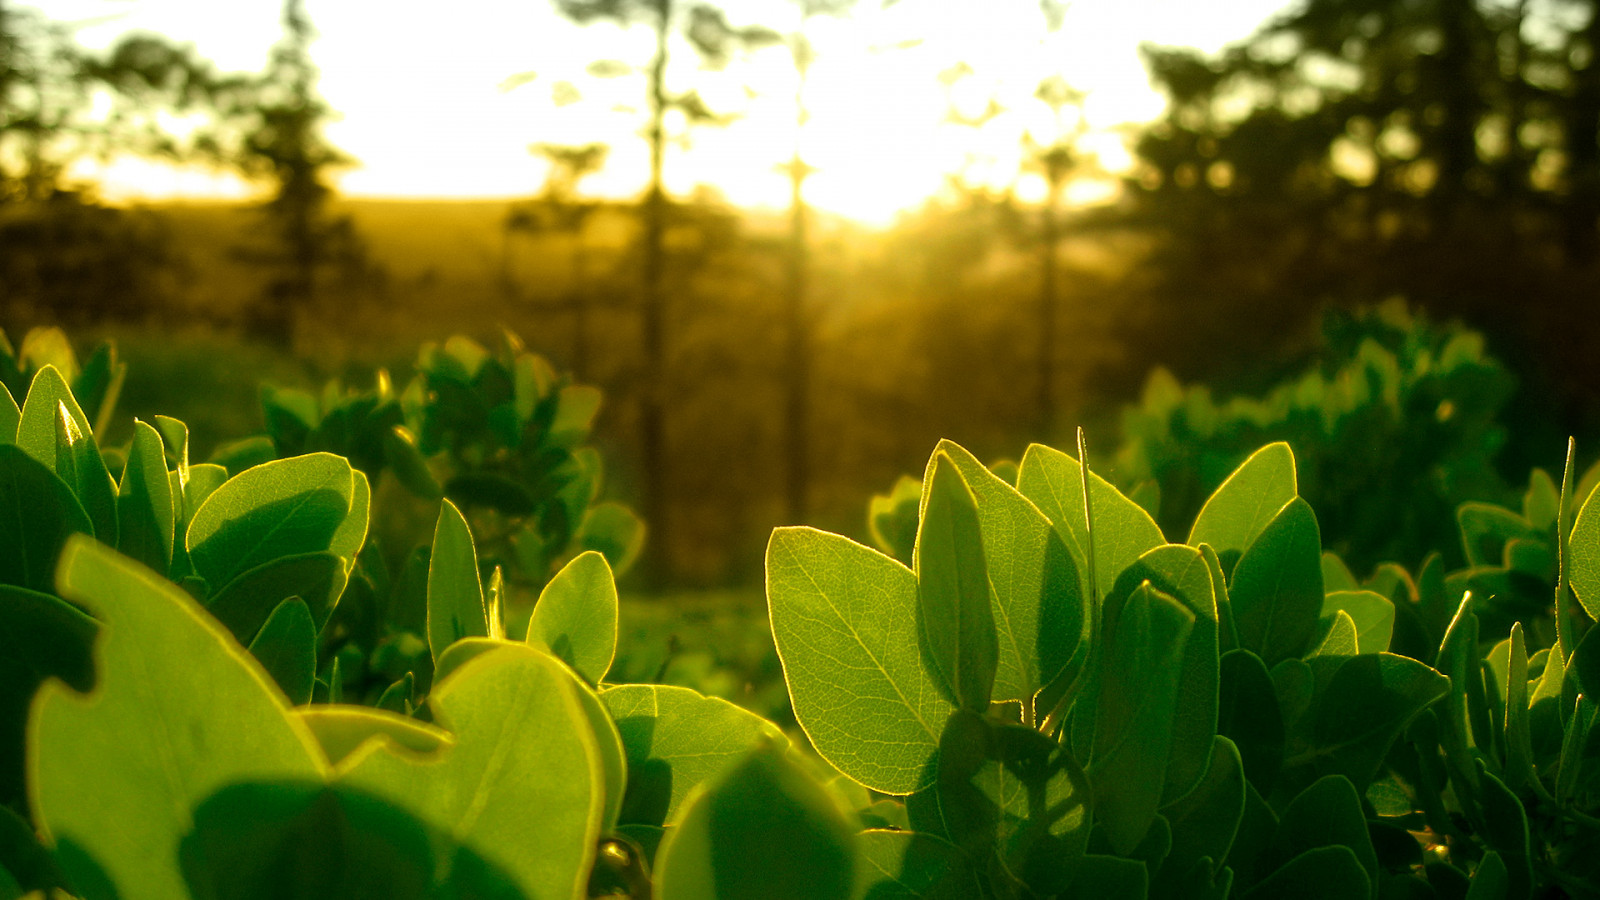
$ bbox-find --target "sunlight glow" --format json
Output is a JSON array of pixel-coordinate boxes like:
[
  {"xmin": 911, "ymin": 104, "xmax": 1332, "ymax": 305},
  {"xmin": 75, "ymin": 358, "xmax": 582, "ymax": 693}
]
[{"xmin": 30, "ymin": 0, "xmax": 1292, "ymax": 224}]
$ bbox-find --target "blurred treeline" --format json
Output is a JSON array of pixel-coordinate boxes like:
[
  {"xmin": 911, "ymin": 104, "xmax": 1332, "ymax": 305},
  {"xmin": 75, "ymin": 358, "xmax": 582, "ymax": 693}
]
[{"xmin": 8, "ymin": 0, "xmax": 1600, "ymax": 586}]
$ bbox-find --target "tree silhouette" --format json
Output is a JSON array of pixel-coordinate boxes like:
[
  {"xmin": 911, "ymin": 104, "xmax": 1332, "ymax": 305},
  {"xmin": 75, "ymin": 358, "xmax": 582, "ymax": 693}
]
[
  {"xmin": 230, "ymin": 0, "xmax": 364, "ymax": 347},
  {"xmin": 504, "ymin": 141, "xmax": 609, "ymax": 376},
  {"xmin": 1120, "ymin": 0, "xmax": 1600, "ymax": 432},
  {"xmin": 552, "ymin": 0, "xmax": 775, "ymax": 581}
]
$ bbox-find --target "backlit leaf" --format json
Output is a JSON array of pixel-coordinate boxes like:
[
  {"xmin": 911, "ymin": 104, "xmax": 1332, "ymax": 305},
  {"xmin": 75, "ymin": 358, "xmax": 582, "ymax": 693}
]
[
  {"xmin": 526, "ymin": 550, "xmax": 617, "ymax": 685},
  {"xmin": 1189, "ymin": 442, "xmax": 1297, "ymax": 574}
]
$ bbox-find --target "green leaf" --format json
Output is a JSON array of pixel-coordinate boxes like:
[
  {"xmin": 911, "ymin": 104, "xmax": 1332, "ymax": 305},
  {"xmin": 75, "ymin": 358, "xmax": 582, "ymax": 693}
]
[
  {"xmin": 1320, "ymin": 553, "xmax": 1358, "ymax": 593},
  {"xmin": 206, "ymin": 552, "xmax": 350, "ymax": 644},
  {"xmin": 426, "ymin": 498, "xmax": 487, "ymax": 664},
  {"xmin": 1231, "ymin": 497, "xmax": 1324, "ymax": 667},
  {"xmin": 1225, "ymin": 782, "xmax": 1278, "ymax": 892},
  {"xmin": 1217, "ymin": 650, "xmax": 1284, "ymax": 793},
  {"xmin": 16, "ymin": 367, "xmax": 94, "ymax": 475},
  {"xmin": 550, "ymin": 384, "xmax": 602, "ymax": 446},
  {"xmin": 53, "ymin": 401, "xmax": 117, "ymax": 545},
  {"xmin": 0, "ymin": 382, "xmax": 17, "ymax": 444},
  {"xmin": 1240, "ymin": 846, "xmax": 1368, "ymax": 900},
  {"xmin": 328, "ymin": 469, "xmax": 370, "ymax": 563},
  {"xmin": 566, "ymin": 666, "xmax": 628, "ymax": 833},
  {"xmin": 117, "ymin": 421, "xmax": 175, "ymax": 575},
  {"xmin": 178, "ymin": 781, "xmax": 528, "ymax": 900},
  {"xmin": 1502, "ymin": 623, "xmax": 1536, "ymax": 794},
  {"xmin": 248, "ymin": 598, "xmax": 317, "ymax": 706},
  {"xmin": 654, "ymin": 742, "xmax": 857, "ymax": 900},
  {"xmin": 766, "ymin": 527, "xmax": 955, "ymax": 794},
  {"xmin": 1189, "ymin": 442, "xmax": 1297, "ymax": 574},
  {"xmin": 0, "ymin": 445, "xmax": 91, "ymax": 593},
  {"xmin": 915, "ymin": 451, "xmax": 999, "ymax": 711},
  {"xmin": 1567, "ymin": 483, "xmax": 1600, "ymax": 620},
  {"xmin": 869, "ymin": 475, "xmax": 923, "ymax": 566},
  {"xmin": 0, "ymin": 585, "xmax": 96, "ymax": 812},
  {"xmin": 1310, "ymin": 610, "xmax": 1359, "ymax": 660},
  {"xmin": 1269, "ymin": 776, "xmax": 1377, "ymax": 900},
  {"xmin": 1017, "ymin": 443, "xmax": 1165, "ymax": 601},
  {"xmin": 186, "ymin": 453, "xmax": 356, "ymax": 592},
  {"xmin": 576, "ymin": 501, "xmax": 645, "ymax": 575},
  {"xmin": 1066, "ymin": 855, "xmax": 1148, "ymax": 899},
  {"xmin": 382, "ymin": 425, "xmax": 442, "ymax": 499},
  {"xmin": 855, "ymin": 830, "xmax": 979, "ymax": 900},
  {"xmin": 336, "ymin": 643, "xmax": 604, "ymax": 900},
  {"xmin": 1557, "ymin": 697, "xmax": 1595, "ymax": 803},
  {"xmin": 294, "ymin": 706, "xmax": 452, "ymax": 768},
  {"xmin": 1464, "ymin": 852, "xmax": 1509, "ymax": 900},
  {"xmin": 926, "ymin": 441, "xmax": 1085, "ymax": 713},
  {"xmin": 602, "ymin": 683, "xmax": 788, "ymax": 828},
  {"xmin": 1301, "ymin": 653, "xmax": 1449, "ymax": 786},
  {"xmin": 1474, "ymin": 765, "xmax": 1531, "ymax": 900},
  {"xmin": 1457, "ymin": 503, "xmax": 1541, "ymax": 569},
  {"xmin": 1159, "ymin": 736, "xmax": 1245, "ymax": 894},
  {"xmin": 1320, "ymin": 591, "xmax": 1394, "ymax": 655},
  {"xmin": 974, "ymin": 722, "xmax": 1092, "ymax": 895},
  {"xmin": 526, "ymin": 550, "xmax": 617, "ymax": 685},
  {"xmin": 1104, "ymin": 544, "xmax": 1221, "ymax": 803},
  {"xmin": 32, "ymin": 538, "xmax": 324, "ymax": 899},
  {"xmin": 1089, "ymin": 582, "xmax": 1196, "ymax": 855}
]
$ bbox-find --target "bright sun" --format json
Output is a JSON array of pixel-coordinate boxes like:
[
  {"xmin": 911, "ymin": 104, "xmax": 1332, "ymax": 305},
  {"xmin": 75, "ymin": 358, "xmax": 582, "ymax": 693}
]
[{"xmin": 37, "ymin": 0, "xmax": 1290, "ymax": 225}]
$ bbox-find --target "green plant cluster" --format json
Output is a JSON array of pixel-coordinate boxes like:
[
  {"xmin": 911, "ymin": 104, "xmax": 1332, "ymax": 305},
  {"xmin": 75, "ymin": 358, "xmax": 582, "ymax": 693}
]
[
  {"xmin": 7, "ymin": 326, "xmax": 1600, "ymax": 899},
  {"xmin": 1113, "ymin": 305, "xmax": 1514, "ymax": 573}
]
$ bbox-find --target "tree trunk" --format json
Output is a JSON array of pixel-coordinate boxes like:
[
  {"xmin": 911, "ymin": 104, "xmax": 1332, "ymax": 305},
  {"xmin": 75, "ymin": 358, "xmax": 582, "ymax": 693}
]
[{"xmin": 639, "ymin": 0, "xmax": 671, "ymax": 585}]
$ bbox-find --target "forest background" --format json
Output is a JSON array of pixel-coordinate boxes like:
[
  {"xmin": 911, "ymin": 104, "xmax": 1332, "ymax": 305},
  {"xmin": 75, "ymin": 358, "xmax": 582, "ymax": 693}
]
[{"xmin": 6, "ymin": 0, "xmax": 1600, "ymax": 590}]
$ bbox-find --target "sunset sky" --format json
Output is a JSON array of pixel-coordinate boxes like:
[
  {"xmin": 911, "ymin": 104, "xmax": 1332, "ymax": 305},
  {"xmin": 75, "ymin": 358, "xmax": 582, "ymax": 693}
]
[{"xmin": 28, "ymin": 0, "xmax": 1290, "ymax": 224}]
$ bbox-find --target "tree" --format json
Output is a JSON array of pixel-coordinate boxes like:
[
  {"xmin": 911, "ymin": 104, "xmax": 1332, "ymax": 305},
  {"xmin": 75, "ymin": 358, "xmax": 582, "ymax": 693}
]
[
  {"xmin": 230, "ymin": 0, "xmax": 364, "ymax": 347},
  {"xmin": 551, "ymin": 0, "xmax": 774, "ymax": 581},
  {"xmin": 504, "ymin": 141, "xmax": 609, "ymax": 376},
  {"xmin": 1119, "ymin": 0, "xmax": 1600, "ymax": 430}
]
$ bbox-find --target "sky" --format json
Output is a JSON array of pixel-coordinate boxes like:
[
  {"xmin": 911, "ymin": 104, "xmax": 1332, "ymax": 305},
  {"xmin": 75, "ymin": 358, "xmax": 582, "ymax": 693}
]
[{"xmin": 27, "ymin": 0, "xmax": 1293, "ymax": 224}]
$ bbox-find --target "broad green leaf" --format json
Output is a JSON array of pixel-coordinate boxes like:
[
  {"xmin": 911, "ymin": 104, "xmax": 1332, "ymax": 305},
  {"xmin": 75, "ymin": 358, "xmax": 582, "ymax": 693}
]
[
  {"xmin": 1231, "ymin": 498, "xmax": 1324, "ymax": 667},
  {"xmin": 602, "ymin": 683, "xmax": 788, "ymax": 827},
  {"xmin": 177, "ymin": 781, "xmax": 528, "ymax": 900},
  {"xmin": 0, "ymin": 383, "xmax": 17, "ymax": 444},
  {"xmin": 0, "ymin": 445, "xmax": 90, "ymax": 593},
  {"xmin": 426, "ymin": 498, "xmax": 487, "ymax": 664},
  {"xmin": 1465, "ymin": 852, "xmax": 1509, "ymax": 900},
  {"xmin": 117, "ymin": 421, "xmax": 174, "ymax": 574},
  {"xmin": 654, "ymin": 742, "xmax": 857, "ymax": 900},
  {"xmin": 1241, "ymin": 846, "xmax": 1367, "ymax": 900},
  {"xmin": 1474, "ymin": 765, "xmax": 1531, "ymax": 900},
  {"xmin": 248, "ymin": 598, "xmax": 317, "ymax": 706},
  {"xmin": 1103, "ymin": 544, "xmax": 1220, "ymax": 803},
  {"xmin": 1089, "ymin": 583, "xmax": 1195, "ymax": 855},
  {"xmin": 526, "ymin": 550, "xmax": 618, "ymax": 685},
  {"xmin": 1457, "ymin": 503, "xmax": 1541, "ymax": 569},
  {"xmin": 974, "ymin": 722, "xmax": 1091, "ymax": 895},
  {"xmin": 1310, "ymin": 610, "xmax": 1359, "ymax": 659},
  {"xmin": 1159, "ymin": 736, "xmax": 1245, "ymax": 894},
  {"xmin": 1017, "ymin": 443, "xmax": 1165, "ymax": 601},
  {"xmin": 328, "ymin": 469, "xmax": 370, "ymax": 563},
  {"xmin": 1269, "ymin": 776, "xmax": 1377, "ymax": 900},
  {"xmin": 206, "ymin": 552, "xmax": 349, "ymax": 644},
  {"xmin": 1301, "ymin": 653, "xmax": 1449, "ymax": 786},
  {"xmin": 869, "ymin": 475, "xmax": 923, "ymax": 566},
  {"xmin": 1567, "ymin": 484, "xmax": 1600, "ymax": 620},
  {"xmin": 766, "ymin": 527, "xmax": 955, "ymax": 794},
  {"xmin": 1573, "ymin": 624, "xmax": 1600, "ymax": 707},
  {"xmin": 1189, "ymin": 442, "xmax": 1297, "ymax": 572},
  {"xmin": 1217, "ymin": 650, "xmax": 1284, "ymax": 793},
  {"xmin": 32, "ymin": 538, "xmax": 324, "ymax": 899},
  {"xmin": 186, "ymin": 453, "xmax": 356, "ymax": 592},
  {"xmin": 294, "ymin": 706, "xmax": 452, "ymax": 767},
  {"xmin": 927, "ymin": 441, "xmax": 1085, "ymax": 712},
  {"xmin": 855, "ymin": 830, "xmax": 979, "ymax": 900},
  {"xmin": 576, "ymin": 501, "xmax": 645, "ymax": 575},
  {"xmin": 1225, "ymin": 782, "xmax": 1278, "ymax": 892},
  {"xmin": 53, "ymin": 402, "xmax": 116, "ymax": 545},
  {"xmin": 915, "ymin": 451, "xmax": 999, "ymax": 711},
  {"xmin": 337, "ymin": 643, "xmax": 604, "ymax": 900},
  {"xmin": 550, "ymin": 384, "xmax": 602, "ymax": 446},
  {"xmin": 1557, "ymin": 697, "xmax": 1596, "ymax": 803},
  {"xmin": 16, "ymin": 367, "xmax": 93, "ymax": 475},
  {"xmin": 566, "ymin": 667, "xmax": 628, "ymax": 833},
  {"xmin": 1066, "ymin": 855, "xmax": 1147, "ymax": 899},
  {"xmin": 1437, "ymin": 598, "xmax": 1487, "ymax": 791},
  {"xmin": 1320, "ymin": 553, "xmax": 1358, "ymax": 592},
  {"xmin": 1320, "ymin": 591, "xmax": 1394, "ymax": 655},
  {"xmin": 0, "ymin": 585, "xmax": 95, "ymax": 811}
]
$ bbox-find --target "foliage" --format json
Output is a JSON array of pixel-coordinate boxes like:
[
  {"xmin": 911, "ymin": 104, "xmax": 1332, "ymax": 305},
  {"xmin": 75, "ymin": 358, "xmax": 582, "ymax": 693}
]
[
  {"xmin": 8, "ymin": 324, "xmax": 1600, "ymax": 897},
  {"xmin": 1114, "ymin": 304, "xmax": 1516, "ymax": 572}
]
